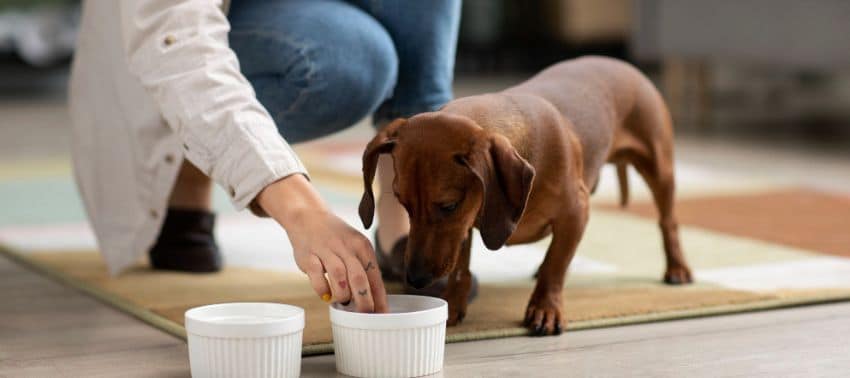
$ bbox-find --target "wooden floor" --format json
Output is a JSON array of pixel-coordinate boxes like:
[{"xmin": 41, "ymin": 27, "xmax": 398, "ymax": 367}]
[{"xmin": 3, "ymin": 257, "xmax": 850, "ymax": 377}]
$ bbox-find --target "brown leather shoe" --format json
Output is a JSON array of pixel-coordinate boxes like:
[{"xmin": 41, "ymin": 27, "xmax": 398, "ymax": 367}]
[{"xmin": 375, "ymin": 232, "xmax": 478, "ymax": 302}]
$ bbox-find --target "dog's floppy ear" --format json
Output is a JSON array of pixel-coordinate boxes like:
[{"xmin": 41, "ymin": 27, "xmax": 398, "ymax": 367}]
[
  {"xmin": 465, "ymin": 134, "xmax": 535, "ymax": 250},
  {"xmin": 359, "ymin": 118, "xmax": 406, "ymax": 228}
]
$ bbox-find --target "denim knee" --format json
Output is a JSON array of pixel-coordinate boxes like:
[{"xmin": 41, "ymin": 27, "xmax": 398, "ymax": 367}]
[
  {"xmin": 357, "ymin": 0, "xmax": 461, "ymax": 127},
  {"xmin": 229, "ymin": 0, "xmax": 399, "ymax": 144},
  {"xmin": 286, "ymin": 35, "xmax": 398, "ymax": 142}
]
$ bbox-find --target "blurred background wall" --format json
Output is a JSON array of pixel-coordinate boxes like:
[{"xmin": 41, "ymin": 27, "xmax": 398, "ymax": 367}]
[
  {"xmin": 455, "ymin": 0, "xmax": 850, "ymax": 148},
  {"xmin": 2, "ymin": 0, "xmax": 850, "ymax": 158}
]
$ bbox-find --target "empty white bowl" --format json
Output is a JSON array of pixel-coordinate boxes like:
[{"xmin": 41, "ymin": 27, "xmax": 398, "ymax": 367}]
[
  {"xmin": 185, "ymin": 303, "xmax": 304, "ymax": 378},
  {"xmin": 330, "ymin": 295, "xmax": 448, "ymax": 378}
]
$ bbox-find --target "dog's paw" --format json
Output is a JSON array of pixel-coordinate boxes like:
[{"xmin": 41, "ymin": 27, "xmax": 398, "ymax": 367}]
[
  {"xmin": 523, "ymin": 294, "xmax": 564, "ymax": 336},
  {"xmin": 664, "ymin": 264, "xmax": 693, "ymax": 285},
  {"xmin": 447, "ymin": 307, "xmax": 466, "ymax": 326}
]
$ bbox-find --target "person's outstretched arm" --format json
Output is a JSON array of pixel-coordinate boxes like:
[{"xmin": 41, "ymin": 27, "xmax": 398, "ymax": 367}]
[{"xmin": 119, "ymin": 0, "xmax": 387, "ymax": 313}]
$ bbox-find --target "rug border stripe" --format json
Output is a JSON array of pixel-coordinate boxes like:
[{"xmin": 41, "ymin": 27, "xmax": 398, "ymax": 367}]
[{"xmin": 4, "ymin": 244, "xmax": 850, "ymax": 357}]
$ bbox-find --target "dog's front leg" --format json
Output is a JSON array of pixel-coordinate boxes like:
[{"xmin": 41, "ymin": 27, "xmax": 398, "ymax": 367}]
[
  {"xmin": 445, "ymin": 229, "xmax": 473, "ymax": 326},
  {"xmin": 525, "ymin": 189, "xmax": 589, "ymax": 336}
]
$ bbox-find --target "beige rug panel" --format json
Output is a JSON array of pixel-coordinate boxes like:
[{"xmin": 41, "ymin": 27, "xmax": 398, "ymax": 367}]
[{"xmin": 26, "ymin": 251, "xmax": 782, "ymax": 350}]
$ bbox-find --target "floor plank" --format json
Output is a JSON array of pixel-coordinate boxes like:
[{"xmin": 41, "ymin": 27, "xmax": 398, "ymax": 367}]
[
  {"xmin": 301, "ymin": 302, "xmax": 850, "ymax": 377},
  {"xmin": 0, "ymin": 258, "xmax": 190, "ymax": 377}
]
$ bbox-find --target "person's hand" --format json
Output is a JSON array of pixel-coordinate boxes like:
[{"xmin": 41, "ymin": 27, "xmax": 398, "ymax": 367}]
[{"xmin": 256, "ymin": 174, "xmax": 388, "ymax": 313}]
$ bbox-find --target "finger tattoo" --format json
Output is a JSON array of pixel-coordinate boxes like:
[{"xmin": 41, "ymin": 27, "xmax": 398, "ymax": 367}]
[
  {"xmin": 358, "ymin": 289, "xmax": 368, "ymax": 296},
  {"xmin": 365, "ymin": 261, "xmax": 374, "ymax": 271}
]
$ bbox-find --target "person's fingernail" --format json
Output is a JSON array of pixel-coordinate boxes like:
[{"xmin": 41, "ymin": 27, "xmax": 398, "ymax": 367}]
[{"xmin": 321, "ymin": 293, "xmax": 332, "ymax": 303}]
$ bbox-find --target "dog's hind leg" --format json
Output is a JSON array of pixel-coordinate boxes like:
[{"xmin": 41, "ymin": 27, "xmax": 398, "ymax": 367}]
[
  {"xmin": 621, "ymin": 75, "xmax": 693, "ymax": 284},
  {"xmin": 631, "ymin": 144, "xmax": 693, "ymax": 285}
]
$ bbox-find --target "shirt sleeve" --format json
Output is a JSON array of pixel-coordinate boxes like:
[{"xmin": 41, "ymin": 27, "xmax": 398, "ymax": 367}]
[{"xmin": 119, "ymin": 0, "xmax": 307, "ymax": 214}]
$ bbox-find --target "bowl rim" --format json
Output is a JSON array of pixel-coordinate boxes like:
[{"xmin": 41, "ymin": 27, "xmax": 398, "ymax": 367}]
[
  {"xmin": 185, "ymin": 302, "xmax": 305, "ymax": 338},
  {"xmin": 329, "ymin": 294, "xmax": 448, "ymax": 330}
]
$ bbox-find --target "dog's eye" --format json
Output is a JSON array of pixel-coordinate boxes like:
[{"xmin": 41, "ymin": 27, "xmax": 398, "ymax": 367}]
[{"xmin": 438, "ymin": 202, "xmax": 458, "ymax": 213}]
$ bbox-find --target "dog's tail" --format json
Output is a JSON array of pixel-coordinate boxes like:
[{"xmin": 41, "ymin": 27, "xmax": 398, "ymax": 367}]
[{"xmin": 616, "ymin": 162, "xmax": 629, "ymax": 207}]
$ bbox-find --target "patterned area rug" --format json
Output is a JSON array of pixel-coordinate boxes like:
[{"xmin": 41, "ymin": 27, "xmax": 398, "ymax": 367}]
[{"xmin": 2, "ymin": 132, "xmax": 850, "ymax": 355}]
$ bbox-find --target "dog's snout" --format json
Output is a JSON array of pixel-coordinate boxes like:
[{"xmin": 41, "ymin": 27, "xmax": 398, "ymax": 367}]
[
  {"xmin": 406, "ymin": 269, "xmax": 433, "ymax": 289},
  {"xmin": 405, "ymin": 247, "xmax": 434, "ymax": 289}
]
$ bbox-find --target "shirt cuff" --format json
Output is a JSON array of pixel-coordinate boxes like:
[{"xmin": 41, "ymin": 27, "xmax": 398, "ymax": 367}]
[
  {"xmin": 182, "ymin": 114, "xmax": 310, "ymax": 216},
  {"xmin": 246, "ymin": 172, "xmax": 309, "ymax": 218},
  {"xmin": 227, "ymin": 139, "xmax": 309, "ymax": 216}
]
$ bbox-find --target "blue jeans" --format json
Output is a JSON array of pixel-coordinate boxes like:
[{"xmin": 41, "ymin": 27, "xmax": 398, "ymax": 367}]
[{"xmin": 228, "ymin": 0, "xmax": 461, "ymax": 143}]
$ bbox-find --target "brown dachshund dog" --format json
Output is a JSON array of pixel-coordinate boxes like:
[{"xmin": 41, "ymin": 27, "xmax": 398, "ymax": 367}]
[{"xmin": 359, "ymin": 56, "xmax": 693, "ymax": 335}]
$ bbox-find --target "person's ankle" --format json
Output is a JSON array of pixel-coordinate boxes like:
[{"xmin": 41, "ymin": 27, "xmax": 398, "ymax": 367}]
[{"xmin": 376, "ymin": 203, "xmax": 409, "ymax": 255}]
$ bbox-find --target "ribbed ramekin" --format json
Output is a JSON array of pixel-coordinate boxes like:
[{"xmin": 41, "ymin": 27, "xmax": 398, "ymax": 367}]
[
  {"xmin": 330, "ymin": 295, "xmax": 448, "ymax": 378},
  {"xmin": 185, "ymin": 303, "xmax": 304, "ymax": 378}
]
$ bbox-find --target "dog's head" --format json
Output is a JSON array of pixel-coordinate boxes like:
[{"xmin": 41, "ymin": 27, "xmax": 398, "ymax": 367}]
[{"xmin": 359, "ymin": 113, "xmax": 535, "ymax": 288}]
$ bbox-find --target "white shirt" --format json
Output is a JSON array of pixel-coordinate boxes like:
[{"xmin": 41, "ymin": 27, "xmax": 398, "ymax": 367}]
[{"xmin": 69, "ymin": 0, "xmax": 307, "ymax": 274}]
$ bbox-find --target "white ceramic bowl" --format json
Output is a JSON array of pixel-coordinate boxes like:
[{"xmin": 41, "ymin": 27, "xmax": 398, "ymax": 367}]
[
  {"xmin": 330, "ymin": 295, "xmax": 448, "ymax": 378},
  {"xmin": 185, "ymin": 303, "xmax": 304, "ymax": 378}
]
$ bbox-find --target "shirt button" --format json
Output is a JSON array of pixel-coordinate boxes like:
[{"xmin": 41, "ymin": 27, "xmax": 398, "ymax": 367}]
[
  {"xmin": 164, "ymin": 35, "xmax": 176, "ymax": 46},
  {"xmin": 164, "ymin": 154, "xmax": 175, "ymax": 164},
  {"xmin": 149, "ymin": 209, "xmax": 159, "ymax": 218},
  {"xmin": 228, "ymin": 187, "xmax": 236, "ymax": 197},
  {"xmin": 182, "ymin": 143, "xmax": 189, "ymax": 151}
]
